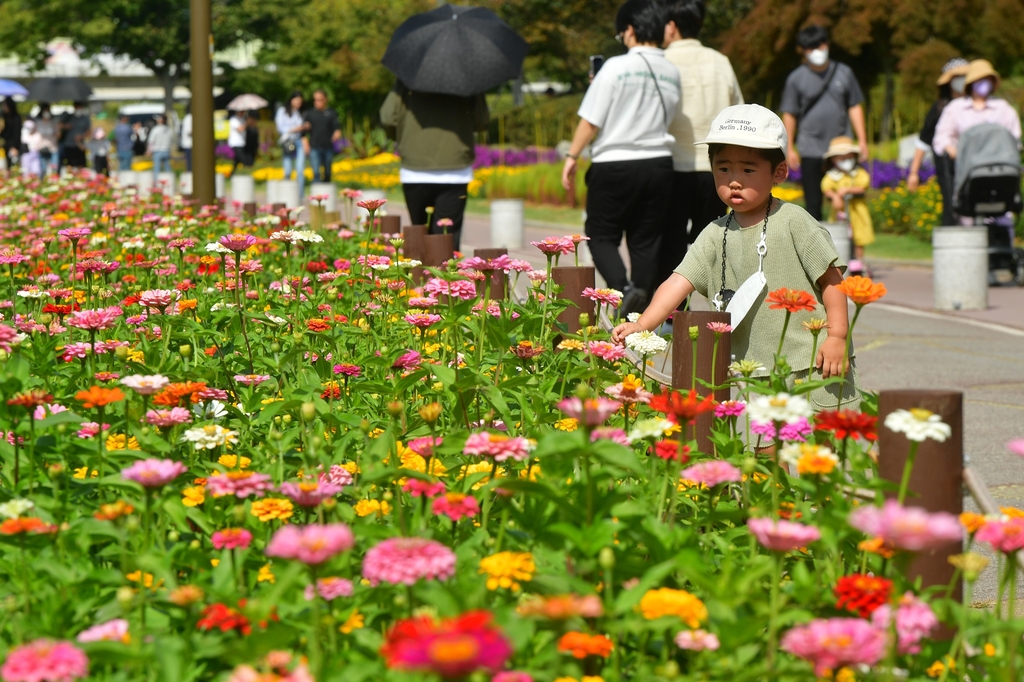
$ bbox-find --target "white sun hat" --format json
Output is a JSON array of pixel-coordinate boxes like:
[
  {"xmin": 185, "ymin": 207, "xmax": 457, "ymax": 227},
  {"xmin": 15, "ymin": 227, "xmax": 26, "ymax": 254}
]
[{"xmin": 698, "ymin": 104, "xmax": 788, "ymax": 153}]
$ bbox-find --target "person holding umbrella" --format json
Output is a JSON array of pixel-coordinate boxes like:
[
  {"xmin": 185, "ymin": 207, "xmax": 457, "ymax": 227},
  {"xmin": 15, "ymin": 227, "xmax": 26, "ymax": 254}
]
[
  {"xmin": 1, "ymin": 98, "xmax": 22, "ymax": 168},
  {"xmin": 561, "ymin": 0, "xmax": 681, "ymax": 314}
]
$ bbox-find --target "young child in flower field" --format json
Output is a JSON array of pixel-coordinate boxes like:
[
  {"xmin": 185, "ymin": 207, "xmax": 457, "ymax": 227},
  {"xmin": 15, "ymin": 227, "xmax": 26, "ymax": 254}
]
[
  {"xmin": 821, "ymin": 135, "xmax": 875, "ymax": 276},
  {"xmin": 612, "ymin": 104, "xmax": 858, "ymax": 409}
]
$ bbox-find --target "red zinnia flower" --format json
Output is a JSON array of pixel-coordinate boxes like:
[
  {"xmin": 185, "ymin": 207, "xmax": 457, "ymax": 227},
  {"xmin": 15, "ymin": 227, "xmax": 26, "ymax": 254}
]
[
  {"xmin": 381, "ymin": 610, "xmax": 512, "ymax": 678},
  {"xmin": 652, "ymin": 439, "xmax": 691, "ymax": 463},
  {"xmin": 834, "ymin": 574, "xmax": 893, "ymax": 617},
  {"xmin": 197, "ymin": 602, "xmax": 251, "ymax": 635},
  {"xmin": 766, "ymin": 288, "xmax": 818, "ymax": 313},
  {"xmin": 649, "ymin": 389, "xmax": 717, "ymax": 424},
  {"xmin": 814, "ymin": 410, "xmax": 878, "ymax": 441}
]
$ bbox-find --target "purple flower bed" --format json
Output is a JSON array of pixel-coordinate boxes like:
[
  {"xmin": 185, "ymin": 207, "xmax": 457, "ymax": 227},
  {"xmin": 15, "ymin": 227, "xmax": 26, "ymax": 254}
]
[
  {"xmin": 215, "ymin": 143, "xmax": 234, "ymax": 160},
  {"xmin": 788, "ymin": 160, "xmax": 935, "ymax": 189},
  {"xmin": 473, "ymin": 145, "xmax": 560, "ymax": 169}
]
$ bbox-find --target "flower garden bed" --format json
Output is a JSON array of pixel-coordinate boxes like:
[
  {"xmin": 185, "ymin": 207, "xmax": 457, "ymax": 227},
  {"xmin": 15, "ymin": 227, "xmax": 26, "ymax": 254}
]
[{"xmin": 0, "ymin": 173, "xmax": 1022, "ymax": 681}]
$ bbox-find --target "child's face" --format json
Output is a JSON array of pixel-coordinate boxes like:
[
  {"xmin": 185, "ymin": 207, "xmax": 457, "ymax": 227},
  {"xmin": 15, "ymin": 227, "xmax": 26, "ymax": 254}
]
[
  {"xmin": 712, "ymin": 145, "xmax": 788, "ymax": 215},
  {"xmin": 832, "ymin": 153, "xmax": 857, "ymax": 166}
]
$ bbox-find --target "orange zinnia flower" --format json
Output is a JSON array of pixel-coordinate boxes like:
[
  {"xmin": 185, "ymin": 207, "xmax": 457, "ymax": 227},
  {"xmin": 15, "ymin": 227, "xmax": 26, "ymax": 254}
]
[
  {"xmin": 75, "ymin": 386, "xmax": 125, "ymax": 408},
  {"xmin": 766, "ymin": 288, "xmax": 818, "ymax": 313},
  {"xmin": 0, "ymin": 517, "xmax": 57, "ymax": 535},
  {"xmin": 649, "ymin": 388, "xmax": 717, "ymax": 424},
  {"xmin": 152, "ymin": 381, "xmax": 208, "ymax": 407},
  {"xmin": 836, "ymin": 275, "xmax": 887, "ymax": 306},
  {"xmin": 557, "ymin": 631, "xmax": 614, "ymax": 659}
]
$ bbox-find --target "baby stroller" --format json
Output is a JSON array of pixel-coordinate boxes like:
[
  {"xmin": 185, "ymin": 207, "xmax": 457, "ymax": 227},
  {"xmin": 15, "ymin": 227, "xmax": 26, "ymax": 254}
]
[{"xmin": 953, "ymin": 122, "xmax": 1024, "ymax": 286}]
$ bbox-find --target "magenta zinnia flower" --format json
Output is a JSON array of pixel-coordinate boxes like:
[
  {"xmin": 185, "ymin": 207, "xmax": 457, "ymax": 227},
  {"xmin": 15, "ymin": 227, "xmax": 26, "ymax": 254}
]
[
  {"xmin": 714, "ymin": 400, "xmax": 746, "ymax": 418},
  {"xmin": 211, "ymin": 528, "xmax": 253, "ymax": 550},
  {"xmin": 581, "ymin": 287, "xmax": 623, "ymax": 307},
  {"xmin": 1, "ymin": 639, "xmax": 89, "ymax": 682},
  {"xmin": 304, "ymin": 576, "xmax": 354, "ymax": 601},
  {"xmin": 66, "ymin": 307, "xmax": 122, "ymax": 331},
  {"xmin": 408, "ymin": 436, "xmax": 443, "ymax": 457},
  {"xmin": 530, "ymin": 237, "xmax": 574, "ymax": 256},
  {"xmin": 382, "ymin": 610, "xmax": 512, "ymax": 678},
  {"xmin": 392, "ymin": 350, "xmax": 422, "ymax": 370},
  {"xmin": 463, "ymin": 431, "xmax": 532, "ymax": 462},
  {"xmin": 333, "ymin": 363, "xmax": 362, "ymax": 377},
  {"xmin": 848, "ymin": 500, "xmax": 962, "ymax": 551},
  {"xmin": 404, "ymin": 313, "xmax": 442, "ymax": 328},
  {"xmin": 403, "ymin": 479, "xmax": 446, "ymax": 498},
  {"xmin": 138, "ymin": 289, "xmax": 178, "ymax": 311},
  {"xmin": 280, "ymin": 480, "xmax": 343, "ymax": 507},
  {"xmin": 145, "ymin": 407, "xmax": 192, "ymax": 427},
  {"xmin": 747, "ymin": 517, "xmax": 821, "ymax": 552},
  {"xmin": 265, "ymin": 523, "xmax": 355, "ymax": 565},
  {"xmin": 207, "ymin": 471, "xmax": 275, "ymax": 498},
  {"xmin": 870, "ymin": 592, "xmax": 937, "ymax": 654},
  {"xmin": 362, "ymin": 537, "xmax": 456, "ymax": 585},
  {"xmin": 781, "ymin": 618, "xmax": 886, "ymax": 677},
  {"xmin": 0, "ymin": 324, "xmax": 20, "ymax": 353},
  {"xmin": 432, "ymin": 493, "xmax": 480, "ymax": 521},
  {"xmin": 975, "ymin": 517, "xmax": 1024, "ymax": 554},
  {"xmin": 557, "ymin": 397, "xmax": 621, "ymax": 426},
  {"xmin": 590, "ymin": 427, "xmax": 630, "ymax": 445},
  {"xmin": 121, "ymin": 458, "xmax": 187, "ymax": 488},
  {"xmin": 319, "ymin": 464, "xmax": 354, "ymax": 488},
  {"xmin": 219, "ymin": 234, "xmax": 258, "ymax": 252},
  {"xmin": 586, "ymin": 341, "xmax": 627, "ymax": 362},
  {"xmin": 680, "ymin": 460, "xmax": 742, "ymax": 487}
]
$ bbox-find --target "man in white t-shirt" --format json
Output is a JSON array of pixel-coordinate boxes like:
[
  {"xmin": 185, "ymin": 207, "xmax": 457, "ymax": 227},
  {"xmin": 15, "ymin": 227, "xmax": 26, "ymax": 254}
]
[{"xmin": 561, "ymin": 0, "xmax": 681, "ymax": 314}]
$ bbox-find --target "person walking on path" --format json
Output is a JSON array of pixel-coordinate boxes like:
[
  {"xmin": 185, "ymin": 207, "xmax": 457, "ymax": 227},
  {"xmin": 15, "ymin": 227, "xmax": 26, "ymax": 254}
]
[
  {"xmin": 380, "ymin": 82, "xmax": 489, "ymax": 253},
  {"xmin": 906, "ymin": 58, "xmax": 968, "ymax": 226},
  {"xmin": 87, "ymin": 127, "xmax": 110, "ymax": 177},
  {"xmin": 932, "ymin": 59, "xmax": 1021, "ymax": 162},
  {"xmin": 304, "ymin": 89, "xmax": 341, "ymax": 185},
  {"xmin": 58, "ymin": 101, "xmax": 91, "ymax": 170},
  {"xmin": 34, "ymin": 104, "xmax": 58, "ymax": 175},
  {"xmin": 1, "ymin": 98, "xmax": 22, "ymax": 169},
  {"xmin": 147, "ymin": 113, "xmax": 173, "ymax": 183},
  {"xmin": 180, "ymin": 107, "xmax": 193, "ymax": 172},
  {"xmin": 656, "ymin": 0, "xmax": 742, "ymax": 291},
  {"xmin": 780, "ymin": 25, "xmax": 868, "ymax": 221},
  {"xmin": 276, "ymin": 91, "xmax": 307, "ymax": 197},
  {"xmin": 561, "ymin": 0, "xmax": 681, "ymax": 315},
  {"xmin": 112, "ymin": 114, "xmax": 133, "ymax": 171},
  {"xmin": 228, "ymin": 110, "xmax": 248, "ymax": 173}
]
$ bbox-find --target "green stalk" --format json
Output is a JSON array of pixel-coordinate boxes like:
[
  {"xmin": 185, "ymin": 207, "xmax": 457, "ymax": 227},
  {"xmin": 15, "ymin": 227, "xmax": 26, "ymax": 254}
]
[
  {"xmin": 896, "ymin": 441, "xmax": 920, "ymax": 504},
  {"xmin": 767, "ymin": 553, "xmax": 782, "ymax": 670}
]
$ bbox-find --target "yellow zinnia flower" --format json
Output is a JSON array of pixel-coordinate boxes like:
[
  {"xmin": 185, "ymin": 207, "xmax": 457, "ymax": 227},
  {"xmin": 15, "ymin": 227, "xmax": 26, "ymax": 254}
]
[
  {"xmin": 181, "ymin": 486, "xmax": 205, "ymax": 507},
  {"xmin": 250, "ymin": 498, "xmax": 294, "ymax": 522},
  {"xmin": 639, "ymin": 588, "xmax": 707, "ymax": 628},
  {"xmin": 479, "ymin": 551, "xmax": 535, "ymax": 591}
]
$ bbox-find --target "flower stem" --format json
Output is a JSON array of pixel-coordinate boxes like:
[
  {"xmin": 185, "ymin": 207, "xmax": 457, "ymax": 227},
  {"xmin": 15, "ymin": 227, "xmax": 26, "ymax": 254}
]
[
  {"xmin": 767, "ymin": 553, "xmax": 782, "ymax": 670},
  {"xmin": 896, "ymin": 441, "xmax": 920, "ymax": 504}
]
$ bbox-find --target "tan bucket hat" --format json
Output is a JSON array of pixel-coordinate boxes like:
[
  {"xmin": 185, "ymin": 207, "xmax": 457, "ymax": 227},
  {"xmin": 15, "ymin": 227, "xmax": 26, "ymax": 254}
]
[
  {"xmin": 964, "ymin": 59, "xmax": 1000, "ymax": 89},
  {"xmin": 936, "ymin": 58, "xmax": 969, "ymax": 86},
  {"xmin": 824, "ymin": 136, "xmax": 860, "ymax": 159}
]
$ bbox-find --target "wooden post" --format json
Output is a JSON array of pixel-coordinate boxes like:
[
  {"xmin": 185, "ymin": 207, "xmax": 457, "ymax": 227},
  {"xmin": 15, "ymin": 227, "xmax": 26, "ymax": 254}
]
[
  {"xmin": 551, "ymin": 266, "xmax": 596, "ymax": 334},
  {"xmin": 877, "ymin": 390, "xmax": 963, "ymax": 609},
  {"xmin": 671, "ymin": 311, "xmax": 732, "ymax": 455},
  {"xmin": 380, "ymin": 215, "xmax": 401, "ymax": 235},
  {"xmin": 271, "ymin": 202, "xmax": 286, "ymax": 214},
  {"xmin": 243, "ymin": 202, "xmax": 257, "ymax": 218},
  {"xmin": 474, "ymin": 248, "xmax": 507, "ymax": 300},
  {"xmin": 402, "ymin": 225, "xmax": 428, "ymax": 262},
  {"xmin": 421, "ymin": 233, "xmax": 455, "ymax": 268}
]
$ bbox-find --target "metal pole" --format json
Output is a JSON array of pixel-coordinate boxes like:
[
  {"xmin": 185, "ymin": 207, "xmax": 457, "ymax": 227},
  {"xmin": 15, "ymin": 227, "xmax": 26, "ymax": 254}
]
[{"xmin": 190, "ymin": 0, "xmax": 215, "ymax": 205}]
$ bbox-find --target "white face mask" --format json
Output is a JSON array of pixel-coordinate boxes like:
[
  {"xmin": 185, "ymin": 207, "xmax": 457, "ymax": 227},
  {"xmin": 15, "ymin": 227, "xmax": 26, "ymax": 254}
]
[
  {"xmin": 807, "ymin": 47, "xmax": 829, "ymax": 67},
  {"xmin": 836, "ymin": 158, "xmax": 856, "ymax": 173},
  {"xmin": 950, "ymin": 75, "xmax": 966, "ymax": 95}
]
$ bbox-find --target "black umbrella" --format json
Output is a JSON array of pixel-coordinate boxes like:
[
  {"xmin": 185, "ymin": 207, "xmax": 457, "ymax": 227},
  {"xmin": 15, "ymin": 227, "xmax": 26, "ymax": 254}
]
[
  {"xmin": 26, "ymin": 77, "xmax": 93, "ymax": 102},
  {"xmin": 382, "ymin": 4, "xmax": 528, "ymax": 97}
]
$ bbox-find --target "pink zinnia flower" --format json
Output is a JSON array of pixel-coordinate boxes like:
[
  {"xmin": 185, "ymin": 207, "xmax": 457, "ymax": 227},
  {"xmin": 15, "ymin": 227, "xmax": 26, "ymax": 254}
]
[
  {"xmin": 362, "ymin": 537, "xmax": 457, "ymax": 585},
  {"xmin": 304, "ymin": 576, "xmax": 354, "ymax": 601},
  {"xmin": 212, "ymin": 528, "xmax": 253, "ymax": 550},
  {"xmin": 76, "ymin": 422, "xmax": 109, "ymax": 439},
  {"xmin": 493, "ymin": 673, "xmax": 533, "ymax": 682},
  {"xmin": 582, "ymin": 287, "xmax": 623, "ymax": 307},
  {"xmin": 333, "ymin": 363, "xmax": 361, "ymax": 377},
  {"xmin": 77, "ymin": 619, "xmax": 129, "ymax": 644},
  {"xmin": 404, "ymin": 479, "xmax": 446, "ymax": 498},
  {"xmin": 219, "ymin": 234, "xmax": 257, "ymax": 252},
  {"xmin": 280, "ymin": 480, "xmax": 343, "ymax": 507},
  {"xmin": 530, "ymin": 237, "xmax": 574, "ymax": 256},
  {"xmin": 975, "ymin": 517, "xmax": 1024, "ymax": 554},
  {"xmin": 357, "ymin": 198, "xmax": 387, "ymax": 212},
  {"xmin": 680, "ymin": 460, "xmax": 742, "ymax": 487},
  {"xmin": 448, "ymin": 280, "xmax": 478, "ymax": 300},
  {"xmin": 715, "ymin": 400, "xmax": 746, "ymax": 418},
  {"xmin": 404, "ymin": 313, "xmax": 442, "ymax": 328},
  {"xmin": 587, "ymin": 341, "xmax": 627, "ymax": 362},
  {"xmin": 604, "ymin": 381, "xmax": 653, "ymax": 405},
  {"xmin": 233, "ymin": 374, "xmax": 271, "ymax": 387},
  {"xmin": 407, "ymin": 296, "xmax": 439, "ymax": 308},
  {"xmin": 781, "ymin": 618, "xmax": 886, "ymax": 677},
  {"xmin": 58, "ymin": 227, "xmax": 92, "ymax": 243},
  {"xmin": 871, "ymin": 592, "xmax": 937, "ymax": 654},
  {"xmin": 0, "ymin": 323, "xmax": 19, "ymax": 353},
  {"xmin": 393, "ymin": 350, "xmax": 422, "ymax": 370},
  {"xmin": 747, "ymin": 517, "xmax": 821, "ymax": 552},
  {"xmin": 590, "ymin": 427, "xmax": 630, "ymax": 445},
  {"xmin": 408, "ymin": 436, "xmax": 442, "ymax": 457},
  {"xmin": 121, "ymin": 458, "xmax": 187, "ymax": 488},
  {"xmin": 557, "ymin": 397, "xmax": 621, "ymax": 426},
  {"xmin": 432, "ymin": 493, "xmax": 480, "ymax": 521},
  {"xmin": 463, "ymin": 431, "xmax": 533, "ymax": 462},
  {"xmin": 265, "ymin": 523, "xmax": 355, "ymax": 565},
  {"xmin": 145, "ymin": 407, "xmax": 192, "ymax": 427},
  {"xmin": 674, "ymin": 629, "xmax": 720, "ymax": 651},
  {"xmin": 382, "ymin": 610, "xmax": 512, "ymax": 678},
  {"xmin": 706, "ymin": 321, "xmax": 732, "ymax": 334},
  {"xmin": 120, "ymin": 374, "xmax": 170, "ymax": 395},
  {"xmin": 138, "ymin": 289, "xmax": 178, "ymax": 311},
  {"xmin": 750, "ymin": 417, "xmax": 813, "ymax": 442},
  {"xmin": 207, "ymin": 471, "xmax": 275, "ymax": 498},
  {"xmin": 848, "ymin": 500, "xmax": 962, "ymax": 552},
  {"xmin": 1007, "ymin": 439, "xmax": 1024, "ymax": 457},
  {"xmin": 66, "ymin": 306, "xmax": 122, "ymax": 331},
  {"xmin": 319, "ymin": 464, "xmax": 354, "ymax": 488},
  {"xmin": 1, "ymin": 639, "xmax": 89, "ymax": 682}
]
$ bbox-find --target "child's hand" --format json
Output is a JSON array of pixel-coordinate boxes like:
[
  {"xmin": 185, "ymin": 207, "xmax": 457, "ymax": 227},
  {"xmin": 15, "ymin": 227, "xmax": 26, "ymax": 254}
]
[
  {"xmin": 611, "ymin": 321, "xmax": 644, "ymax": 345},
  {"xmin": 816, "ymin": 336, "xmax": 847, "ymax": 379}
]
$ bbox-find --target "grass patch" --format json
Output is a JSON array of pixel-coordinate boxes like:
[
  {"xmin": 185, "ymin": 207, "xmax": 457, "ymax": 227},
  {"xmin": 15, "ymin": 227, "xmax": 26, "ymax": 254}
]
[{"xmin": 865, "ymin": 233, "xmax": 932, "ymax": 261}]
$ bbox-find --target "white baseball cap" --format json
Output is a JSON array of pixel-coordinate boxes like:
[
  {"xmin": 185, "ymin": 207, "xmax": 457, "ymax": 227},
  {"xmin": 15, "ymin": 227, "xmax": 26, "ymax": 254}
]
[{"xmin": 697, "ymin": 104, "xmax": 788, "ymax": 153}]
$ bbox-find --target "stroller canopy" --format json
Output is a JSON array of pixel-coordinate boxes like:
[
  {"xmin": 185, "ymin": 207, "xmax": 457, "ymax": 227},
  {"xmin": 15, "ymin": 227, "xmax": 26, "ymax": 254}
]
[{"xmin": 954, "ymin": 122, "xmax": 1022, "ymax": 203}]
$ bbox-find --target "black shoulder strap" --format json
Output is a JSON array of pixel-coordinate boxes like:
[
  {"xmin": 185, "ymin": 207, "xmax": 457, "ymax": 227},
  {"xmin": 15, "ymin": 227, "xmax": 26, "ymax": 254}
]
[
  {"xmin": 637, "ymin": 52, "xmax": 668, "ymax": 125},
  {"xmin": 799, "ymin": 62, "xmax": 838, "ymax": 119}
]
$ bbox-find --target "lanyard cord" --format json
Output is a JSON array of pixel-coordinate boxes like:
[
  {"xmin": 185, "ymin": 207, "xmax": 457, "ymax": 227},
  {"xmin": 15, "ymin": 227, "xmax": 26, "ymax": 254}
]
[{"xmin": 718, "ymin": 196, "xmax": 773, "ymax": 305}]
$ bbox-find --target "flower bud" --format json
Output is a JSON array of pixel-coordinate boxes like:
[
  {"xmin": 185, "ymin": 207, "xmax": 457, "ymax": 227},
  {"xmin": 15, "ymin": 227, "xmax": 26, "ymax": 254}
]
[
  {"xmin": 270, "ymin": 342, "xmax": 282, "ymax": 353},
  {"xmin": 124, "ymin": 516, "xmax": 140, "ymax": 532},
  {"xmin": 387, "ymin": 401, "xmax": 404, "ymax": 418},
  {"xmin": 310, "ymin": 435, "xmax": 323, "ymax": 450},
  {"xmin": 189, "ymin": 539, "xmax": 201, "ymax": 550},
  {"xmin": 178, "ymin": 344, "xmax": 192, "ymax": 358},
  {"xmin": 578, "ymin": 312, "xmax": 590, "ymax": 327},
  {"xmin": 116, "ymin": 586, "xmax": 135, "ymax": 609},
  {"xmin": 270, "ymin": 428, "xmax": 283, "ymax": 441},
  {"xmin": 48, "ymin": 462, "xmax": 64, "ymax": 478},
  {"xmin": 599, "ymin": 547, "xmax": 616, "ymax": 570},
  {"xmin": 688, "ymin": 325, "xmax": 699, "ymax": 341},
  {"xmin": 359, "ymin": 419, "xmax": 371, "ymax": 434},
  {"xmin": 282, "ymin": 414, "xmax": 292, "ymax": 424},
  {"xmin": 167, "ymin": 530, "xmax": 180, "ymax": 543},
  {"xmin": 301, "ymin": 401, "xmax": 317, "ymax": 422},
  {"xmin": 114, "ymin": 345, "xmax": 129, "ymax": 360},
  {"xmin": 742, "ymin": 456, "xmax": 757, "ymax": 475},
  {"xmin": 418, "ymin": 402, "xmax": 442, "ymax": 424},
  {"xmin": 292, "ymin": 332, "xmax": 304, "ymax": 343},
  {"xmin": 233, "ymin": 505, "xmax": 247, "ymax": 523},
  {"xmin": 321, "ymin": 498, "xmax": 337, "ymax": 511},
  {"xmin": 659, "ymin": 661, "xmax": 680, "ymax": 678},
  {"xmin": 382, "ymin": 491, "xmax": 394, "ymax": 502},
  {"xmin": 38, "ymin": 313, "xmax": 53, "ymax": 325},
  {"xmin": 574, "ymin": 383, "xmax": 590, "ymax": 400}
]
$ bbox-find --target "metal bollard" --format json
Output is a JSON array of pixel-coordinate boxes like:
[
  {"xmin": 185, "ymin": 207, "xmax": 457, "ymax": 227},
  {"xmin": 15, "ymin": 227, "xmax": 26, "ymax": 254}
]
[
  {"xmin": 157, "ymin": 172, "xmax": 176, "ymax": 196},
  {"xmin": 178, "ymin": 172, "xmax": 193, "ymax": 196},
  {"xmin": 671, "ymin": 311, "xmax": 732, "ymax": 455},
  {"xmin": 551, "ymin": 266, "xmax": 596, "ymax": 334},
  {"xmin": 877, "ymin": 390, "xmax": 963, "ymax": 608},
  {"xmin": 278, "ymin": 180, "xmax": 300, "ymax": 209},
  {"xmin": 214, "ymin": 173, "xmax": 226, "ymax": 199},
  {"xmin": 474, "ymin": 248, "xmax": 508, "ymax": 300},
  {"xmin": 231, "ymin": 174, "xmax": 255, "ymax": 206},
  {"xmin": 933, "ymin": 227, "xmax": 987, "ymax": 310},
  {"xmin": 490, "ymin": 198, "xmax": 524, "ymax": 249},
  {"xmin": 823, "ymin": 223, "xmax": 852, "ymax": 264}
]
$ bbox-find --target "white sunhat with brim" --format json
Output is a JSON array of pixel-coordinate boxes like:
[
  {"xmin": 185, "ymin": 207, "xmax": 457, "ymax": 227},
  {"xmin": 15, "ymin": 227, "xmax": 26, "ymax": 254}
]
[{"xmin": 697, "ymin": 104, "xmax": 788, "ymax": 153}]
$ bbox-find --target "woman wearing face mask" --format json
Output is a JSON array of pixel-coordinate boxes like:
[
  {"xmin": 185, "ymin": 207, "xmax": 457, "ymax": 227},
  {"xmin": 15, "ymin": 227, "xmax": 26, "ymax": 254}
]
[
  {"xmin": 906, "ymin": 59, "xmax": 968, "ymax": 225},
  {"xmin": 932, "ymin": 60, "xmax": 1021, "ymax": 165},
  {"xmin": 821, "ymin": 136, "xmax": 874, "ymax": 274}
]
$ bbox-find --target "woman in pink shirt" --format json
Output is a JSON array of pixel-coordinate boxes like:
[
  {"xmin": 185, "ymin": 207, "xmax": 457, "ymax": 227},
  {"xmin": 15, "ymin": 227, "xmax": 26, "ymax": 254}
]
[{"xmin": 932, "ymin": 59, "xmax": 1021, "ymax": 159}]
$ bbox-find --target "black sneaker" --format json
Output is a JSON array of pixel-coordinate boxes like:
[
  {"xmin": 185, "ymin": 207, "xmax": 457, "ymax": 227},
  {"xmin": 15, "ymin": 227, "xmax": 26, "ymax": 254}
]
[{"xmin": 620, "ymin": 286, "xmax": 648, "ymax": 317}]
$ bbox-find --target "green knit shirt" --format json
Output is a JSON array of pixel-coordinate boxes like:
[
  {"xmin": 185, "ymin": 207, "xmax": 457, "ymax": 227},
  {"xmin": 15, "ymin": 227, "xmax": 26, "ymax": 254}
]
[{"xmin": 675, "ymin": 199, "xmax": 846, "ymax": 376}]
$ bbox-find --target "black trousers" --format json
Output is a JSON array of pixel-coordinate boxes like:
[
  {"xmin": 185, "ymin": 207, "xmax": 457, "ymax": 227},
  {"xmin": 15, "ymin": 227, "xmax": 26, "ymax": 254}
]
[
  {"xmin": 584, "ymin": 156, "xmax": 674, "ymax": 294},
  {"xmin": 655, "ymin": 170, "xmax": 727, "ymax": 290},
  {"xmin": 800, "ymin": 155, "xmax": 825, "ymax": 221},
  {"xmin": 62, "ymin": 146, "xmax": 86, "ymax": 169},
  {"xmin": 93, "ymin": 156, "xmax": 109, "ymax": 176},
  {"xmin": 403, "ymin": 182, "xmax": 469, "ymax": 253},
  {"xmin": 935, "ymin": 154, "xmax": 956, "ymax": 225}
]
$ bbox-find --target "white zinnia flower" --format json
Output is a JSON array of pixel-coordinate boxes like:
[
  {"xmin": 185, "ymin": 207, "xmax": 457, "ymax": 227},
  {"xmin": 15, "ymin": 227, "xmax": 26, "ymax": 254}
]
[
  {"xmin": 193, "ymin": 400, "xmax": 228, "ymax": 421},
  {"xmin": 779, "ymin": 442, "xmax": 836, "ymax": 468},
  {"xmin": 120, "ymin": 374, "xmax": 170, "ymax": 395},
  {"xmin": 627, "ymin": 312, "xmax": 641, "ymax": 322},
  {"xmin": 291, "ymin": 230, "xmax": 323, "ymax": 243},
  {"xmin": 122, "ymin": 237, "xmax": 146, "ymax": 249},
  {"xmin": 397, "ymin": 258, "xmax": 422, "ymax": 269},
  {"xmin": 884, "ymin": 408, "xmax": 952, "ymax": 443},
  {"xmin": 745, "ymin": 392, "xmax": 813, "ymax": 425},
  {"xmin": 0, "ymin": 498, "xmax": 34, "ymax": 519},
  {"xmin": 629, "ymin": 418, "xmax": 676, "ymax": 442},
  {"xmin": 205, "ymin": 242, "xmax": 232, "ymax": 254},
  {"xmin": 625, "ymin": 330, "xmax": 669, "ymax": 356},
  {"xmin": 181, "ymin": 424, "xmax": 237, "ymax": 450},
  {"xmin": 209, "ymin": 302, "xmax": 237, "ymax": 312}
]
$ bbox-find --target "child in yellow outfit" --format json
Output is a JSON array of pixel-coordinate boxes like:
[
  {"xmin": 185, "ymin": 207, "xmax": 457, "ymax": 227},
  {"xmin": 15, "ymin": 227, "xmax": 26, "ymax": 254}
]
[{"xmin": 821, "ymin": 136, "xmax": 874, "ymax": 275}]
